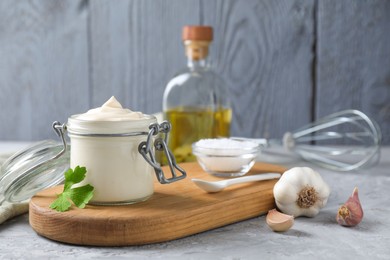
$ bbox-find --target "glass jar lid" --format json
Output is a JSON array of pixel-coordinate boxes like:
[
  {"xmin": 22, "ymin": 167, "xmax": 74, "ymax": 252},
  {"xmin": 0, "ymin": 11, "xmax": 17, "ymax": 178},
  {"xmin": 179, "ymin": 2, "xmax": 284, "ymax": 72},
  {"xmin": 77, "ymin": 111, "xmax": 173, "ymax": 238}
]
[{"xmin": 0, "ymin": 123, "xmax": 69, "ymax": 204}]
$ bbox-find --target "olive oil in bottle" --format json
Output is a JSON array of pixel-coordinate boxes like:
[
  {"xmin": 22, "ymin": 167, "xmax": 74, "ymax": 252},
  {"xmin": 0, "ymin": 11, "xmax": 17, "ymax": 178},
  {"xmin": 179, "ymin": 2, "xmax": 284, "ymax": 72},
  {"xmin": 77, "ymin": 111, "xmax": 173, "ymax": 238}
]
[
  {"xmin": 162, "ymin": 26, "xmax": 232, "ymax": 163},
  {"xmin": 165, "ymin": 107, "xmax": 232, "ymax": 162}
]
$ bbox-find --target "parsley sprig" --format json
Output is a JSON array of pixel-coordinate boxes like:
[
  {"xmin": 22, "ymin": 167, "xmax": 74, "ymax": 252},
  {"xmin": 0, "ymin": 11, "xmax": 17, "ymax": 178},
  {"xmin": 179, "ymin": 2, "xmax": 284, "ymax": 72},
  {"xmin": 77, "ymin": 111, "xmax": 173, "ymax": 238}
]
[{"xmin": 50, "ymin": 166, "xmax": 94, "ymax": 212}]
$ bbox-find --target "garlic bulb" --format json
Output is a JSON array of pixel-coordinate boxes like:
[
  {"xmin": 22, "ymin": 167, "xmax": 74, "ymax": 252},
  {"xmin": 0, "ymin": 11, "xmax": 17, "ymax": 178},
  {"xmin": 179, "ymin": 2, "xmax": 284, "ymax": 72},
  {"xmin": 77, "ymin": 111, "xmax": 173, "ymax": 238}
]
[{"xmin": 273, "ymin": 167, "xmax": 330, "ymax": 217}]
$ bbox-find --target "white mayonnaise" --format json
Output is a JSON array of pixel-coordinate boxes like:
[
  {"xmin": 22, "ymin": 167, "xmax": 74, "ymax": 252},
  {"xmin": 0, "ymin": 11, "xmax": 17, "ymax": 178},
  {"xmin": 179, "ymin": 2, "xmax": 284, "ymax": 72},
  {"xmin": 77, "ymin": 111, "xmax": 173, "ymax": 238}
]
[
  {"xmin": 67, "ymin": 97, "xmax": 156, "ymax": 204},
  {"xmin": 75, "ymin": 96, "xmax": 143, "ymax": 121}
]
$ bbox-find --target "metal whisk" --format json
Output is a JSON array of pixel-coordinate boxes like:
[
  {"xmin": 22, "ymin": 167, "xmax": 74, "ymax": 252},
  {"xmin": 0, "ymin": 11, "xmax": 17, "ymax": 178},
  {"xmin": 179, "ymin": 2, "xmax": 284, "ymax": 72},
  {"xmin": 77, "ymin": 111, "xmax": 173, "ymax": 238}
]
[
  {"xmin": 282, "ymin": 110, "xmax": 382, "ymax": 171},
  {"xmin": 237, "ymin": 110, "xmax": 382, "ymax": 171}
]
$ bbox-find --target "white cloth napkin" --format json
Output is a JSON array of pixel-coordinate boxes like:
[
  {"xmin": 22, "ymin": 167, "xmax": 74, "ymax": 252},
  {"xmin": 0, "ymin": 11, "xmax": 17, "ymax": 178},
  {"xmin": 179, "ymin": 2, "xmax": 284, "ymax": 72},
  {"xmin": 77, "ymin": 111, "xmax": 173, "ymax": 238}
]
[
  {"xmin": 0, "ymin": 201, "xmax": 29, "ymax": 224},
  {"xmin": 0, "ymin": 152, "xmax": 29, "ymax": 224}
]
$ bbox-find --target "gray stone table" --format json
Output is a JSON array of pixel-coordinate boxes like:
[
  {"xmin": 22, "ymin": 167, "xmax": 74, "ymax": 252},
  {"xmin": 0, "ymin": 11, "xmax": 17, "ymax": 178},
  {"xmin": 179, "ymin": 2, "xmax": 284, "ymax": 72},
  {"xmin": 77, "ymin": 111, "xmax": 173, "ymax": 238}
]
[{"xmin": 0, "ymin": 142, "xmax": 389, "ymax": 259}]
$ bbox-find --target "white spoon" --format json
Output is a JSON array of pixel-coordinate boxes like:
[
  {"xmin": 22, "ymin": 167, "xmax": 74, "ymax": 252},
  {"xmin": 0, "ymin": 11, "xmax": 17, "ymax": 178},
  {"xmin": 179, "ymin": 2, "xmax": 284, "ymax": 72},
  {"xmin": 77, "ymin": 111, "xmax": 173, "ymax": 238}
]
[{"xmin": 192, "ymin": 173, "xmax": 282, "ymax": 193}]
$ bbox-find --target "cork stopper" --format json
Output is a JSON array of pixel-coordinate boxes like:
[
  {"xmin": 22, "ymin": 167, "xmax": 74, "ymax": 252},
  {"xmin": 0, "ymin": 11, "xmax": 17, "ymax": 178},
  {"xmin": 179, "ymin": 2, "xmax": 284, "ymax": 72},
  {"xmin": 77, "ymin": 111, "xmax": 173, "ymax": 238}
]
[
  {"xmin": 182, "ymin": 26, "xmax": 213, "ymax": 41},
  {"xmin": 182, "ymin": 26, "xmax": 213, "ymax": 60}
]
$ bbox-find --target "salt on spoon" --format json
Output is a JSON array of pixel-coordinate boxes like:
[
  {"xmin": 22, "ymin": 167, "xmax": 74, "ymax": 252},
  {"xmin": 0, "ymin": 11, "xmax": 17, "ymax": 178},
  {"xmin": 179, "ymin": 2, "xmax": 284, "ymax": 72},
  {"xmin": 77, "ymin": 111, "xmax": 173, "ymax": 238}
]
[{"xmin": 192, "ymin": 173, "xmax": 281, "ymax": 193}]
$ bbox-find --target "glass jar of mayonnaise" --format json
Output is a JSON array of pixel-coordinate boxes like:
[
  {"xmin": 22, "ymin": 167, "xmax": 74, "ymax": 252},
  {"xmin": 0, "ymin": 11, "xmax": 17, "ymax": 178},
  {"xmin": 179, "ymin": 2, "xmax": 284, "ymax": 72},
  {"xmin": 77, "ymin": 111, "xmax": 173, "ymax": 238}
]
[
  {"xmin": 64, "ymin": 96, "xmax": 185, "ymax": 205},
  {"xmin": 0, "ymin": 96, "xmax": 185, "ymax": 205}
]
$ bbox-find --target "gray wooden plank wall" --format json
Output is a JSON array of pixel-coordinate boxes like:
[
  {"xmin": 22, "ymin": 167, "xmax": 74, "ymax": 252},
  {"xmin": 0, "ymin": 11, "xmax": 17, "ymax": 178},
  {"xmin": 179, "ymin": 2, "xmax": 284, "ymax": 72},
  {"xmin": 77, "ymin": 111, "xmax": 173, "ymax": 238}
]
[
  {"xmin": 0, "ymin": 0, "xmax": 389, "ymax": 144},
  {"xmin": 316, "ymin": 0, "xmax": 390, "ymax": 145}
]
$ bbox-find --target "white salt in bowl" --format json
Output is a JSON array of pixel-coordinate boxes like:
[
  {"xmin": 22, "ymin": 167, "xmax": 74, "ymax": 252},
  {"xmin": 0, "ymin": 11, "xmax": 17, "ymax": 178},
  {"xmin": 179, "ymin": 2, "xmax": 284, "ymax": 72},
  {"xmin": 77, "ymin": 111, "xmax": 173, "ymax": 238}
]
[{"xmin": 192, "ymin": 138, "xmax": 261, "ymax": 177}]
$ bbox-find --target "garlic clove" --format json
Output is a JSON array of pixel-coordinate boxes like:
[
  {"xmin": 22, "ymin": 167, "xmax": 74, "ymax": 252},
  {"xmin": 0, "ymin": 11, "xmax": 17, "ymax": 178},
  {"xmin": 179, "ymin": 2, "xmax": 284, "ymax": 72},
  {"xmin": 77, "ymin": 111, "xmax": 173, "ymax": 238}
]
[
  {"xmin": 266, "ymin": 209, "xmax": 294, "ymax": 232},
  {"xmin": 336, "ymin": 187, "xmax": 364, "ymax": 227}
]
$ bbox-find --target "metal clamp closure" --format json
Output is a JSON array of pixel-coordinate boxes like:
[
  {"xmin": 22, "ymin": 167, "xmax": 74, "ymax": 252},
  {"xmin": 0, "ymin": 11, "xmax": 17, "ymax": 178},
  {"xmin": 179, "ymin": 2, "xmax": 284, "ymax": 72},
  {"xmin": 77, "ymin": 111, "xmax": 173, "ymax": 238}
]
[
  {"xmin": 138, "ymin": 121, "xmax": 186, "ymax": 184},
  {"xmin": 52, "ymin": 121, "xmax": 68, "ymax": 160}
]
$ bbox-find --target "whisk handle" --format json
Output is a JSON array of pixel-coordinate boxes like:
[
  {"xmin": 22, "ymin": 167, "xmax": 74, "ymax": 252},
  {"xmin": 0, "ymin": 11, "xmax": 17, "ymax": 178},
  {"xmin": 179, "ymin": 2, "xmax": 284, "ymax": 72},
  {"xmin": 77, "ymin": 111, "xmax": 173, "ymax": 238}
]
[{"xmin": 283, "ymin": 132, "xmax": 295, "ymax": 150}]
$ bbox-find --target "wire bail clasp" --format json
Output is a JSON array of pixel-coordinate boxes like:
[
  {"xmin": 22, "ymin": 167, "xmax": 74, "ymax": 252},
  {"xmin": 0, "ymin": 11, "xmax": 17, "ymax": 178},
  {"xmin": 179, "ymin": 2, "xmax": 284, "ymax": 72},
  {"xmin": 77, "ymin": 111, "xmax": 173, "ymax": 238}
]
[
  {"xmin": 52, "ymin": 121, "xmax": 68, "ymax": 160},
  {"xmin": 138, "ymin": 121, "xmax": 186, "ymax": 184}
]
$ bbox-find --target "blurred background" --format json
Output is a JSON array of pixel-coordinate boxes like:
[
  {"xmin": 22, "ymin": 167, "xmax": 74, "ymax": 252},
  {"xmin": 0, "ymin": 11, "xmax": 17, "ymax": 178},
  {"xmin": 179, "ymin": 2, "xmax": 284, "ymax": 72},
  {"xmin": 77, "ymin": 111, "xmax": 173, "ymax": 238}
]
[{"xmin": 0, "ymin": 0, "xmax": 389, "ymax": 144}]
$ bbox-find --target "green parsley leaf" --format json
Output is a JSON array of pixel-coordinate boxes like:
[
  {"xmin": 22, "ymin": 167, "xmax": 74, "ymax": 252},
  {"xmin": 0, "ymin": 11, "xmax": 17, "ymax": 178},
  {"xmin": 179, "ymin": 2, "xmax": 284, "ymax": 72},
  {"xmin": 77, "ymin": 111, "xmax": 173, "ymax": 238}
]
[
  {"xmin": 49, "ymin": 193, "xmax": 71, "ymax": 212},
  {"xmin": 64, "ymin": 166, "xmax": 87, "ymax": 191},
  {"xmin": 50, "ymin": 166, "xmax": 94, "ymax": 212},
  {"xmin": 68, "ymin": 184, "xmax": 94, "ymax": 209}
]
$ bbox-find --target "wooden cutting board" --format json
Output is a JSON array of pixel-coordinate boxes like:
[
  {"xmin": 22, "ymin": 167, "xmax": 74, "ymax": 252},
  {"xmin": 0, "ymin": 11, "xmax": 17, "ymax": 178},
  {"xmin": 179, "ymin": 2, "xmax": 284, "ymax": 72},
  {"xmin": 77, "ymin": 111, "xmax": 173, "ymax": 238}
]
[{"xmin": 29, "ymin": 162, "xmax": 286, "ymax": 246}]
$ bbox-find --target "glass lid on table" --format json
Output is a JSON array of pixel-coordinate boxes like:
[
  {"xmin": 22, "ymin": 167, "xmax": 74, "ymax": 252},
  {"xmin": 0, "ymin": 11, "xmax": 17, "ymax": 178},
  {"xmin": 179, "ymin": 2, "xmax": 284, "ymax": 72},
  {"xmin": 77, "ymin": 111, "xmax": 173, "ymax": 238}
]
[{"xmin": 0, "ymin": 124, "xmax": 69, "ymax": 204}]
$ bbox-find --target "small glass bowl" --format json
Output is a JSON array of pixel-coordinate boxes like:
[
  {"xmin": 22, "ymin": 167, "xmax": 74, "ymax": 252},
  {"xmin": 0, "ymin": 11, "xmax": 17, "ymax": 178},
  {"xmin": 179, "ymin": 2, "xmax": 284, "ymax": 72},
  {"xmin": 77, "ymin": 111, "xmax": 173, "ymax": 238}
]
[{"xmin": 192, "ymin": 138, "xmax": 261, "ymax": 177}]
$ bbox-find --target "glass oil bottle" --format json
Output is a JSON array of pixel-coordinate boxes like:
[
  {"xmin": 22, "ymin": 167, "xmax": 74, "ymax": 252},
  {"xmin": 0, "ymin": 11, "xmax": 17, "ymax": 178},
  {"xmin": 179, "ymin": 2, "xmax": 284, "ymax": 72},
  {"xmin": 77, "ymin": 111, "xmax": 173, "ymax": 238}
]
[{"xmin": 162, "ymin": 25, "xmax": 232, "ymax": 163}]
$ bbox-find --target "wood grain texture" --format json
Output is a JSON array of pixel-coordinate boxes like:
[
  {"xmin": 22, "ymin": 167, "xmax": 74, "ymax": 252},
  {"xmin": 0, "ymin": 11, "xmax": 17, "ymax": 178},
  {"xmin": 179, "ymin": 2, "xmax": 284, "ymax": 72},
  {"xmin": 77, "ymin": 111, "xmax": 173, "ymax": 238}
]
[
  {"xmin": 29, "ymin": 162, "xmax": 286, "ymax": 246},
  {"xmin": 316, "ymin": 0, "xmax": 390, "ymax": 144},
  {"xmin": 89, "ymin": 0, "xmax": 200, "ymax": 113},
  {"xmin": 0, "ymin": 0, "xmax": 388, "ymax": 144},
  {"xmin": 0, "ymin": 0, "xmax": 90, "ymax": 141},
  {"xmin": 201, "ymin": 0, "xmax": 315, "ymax": 139}
]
